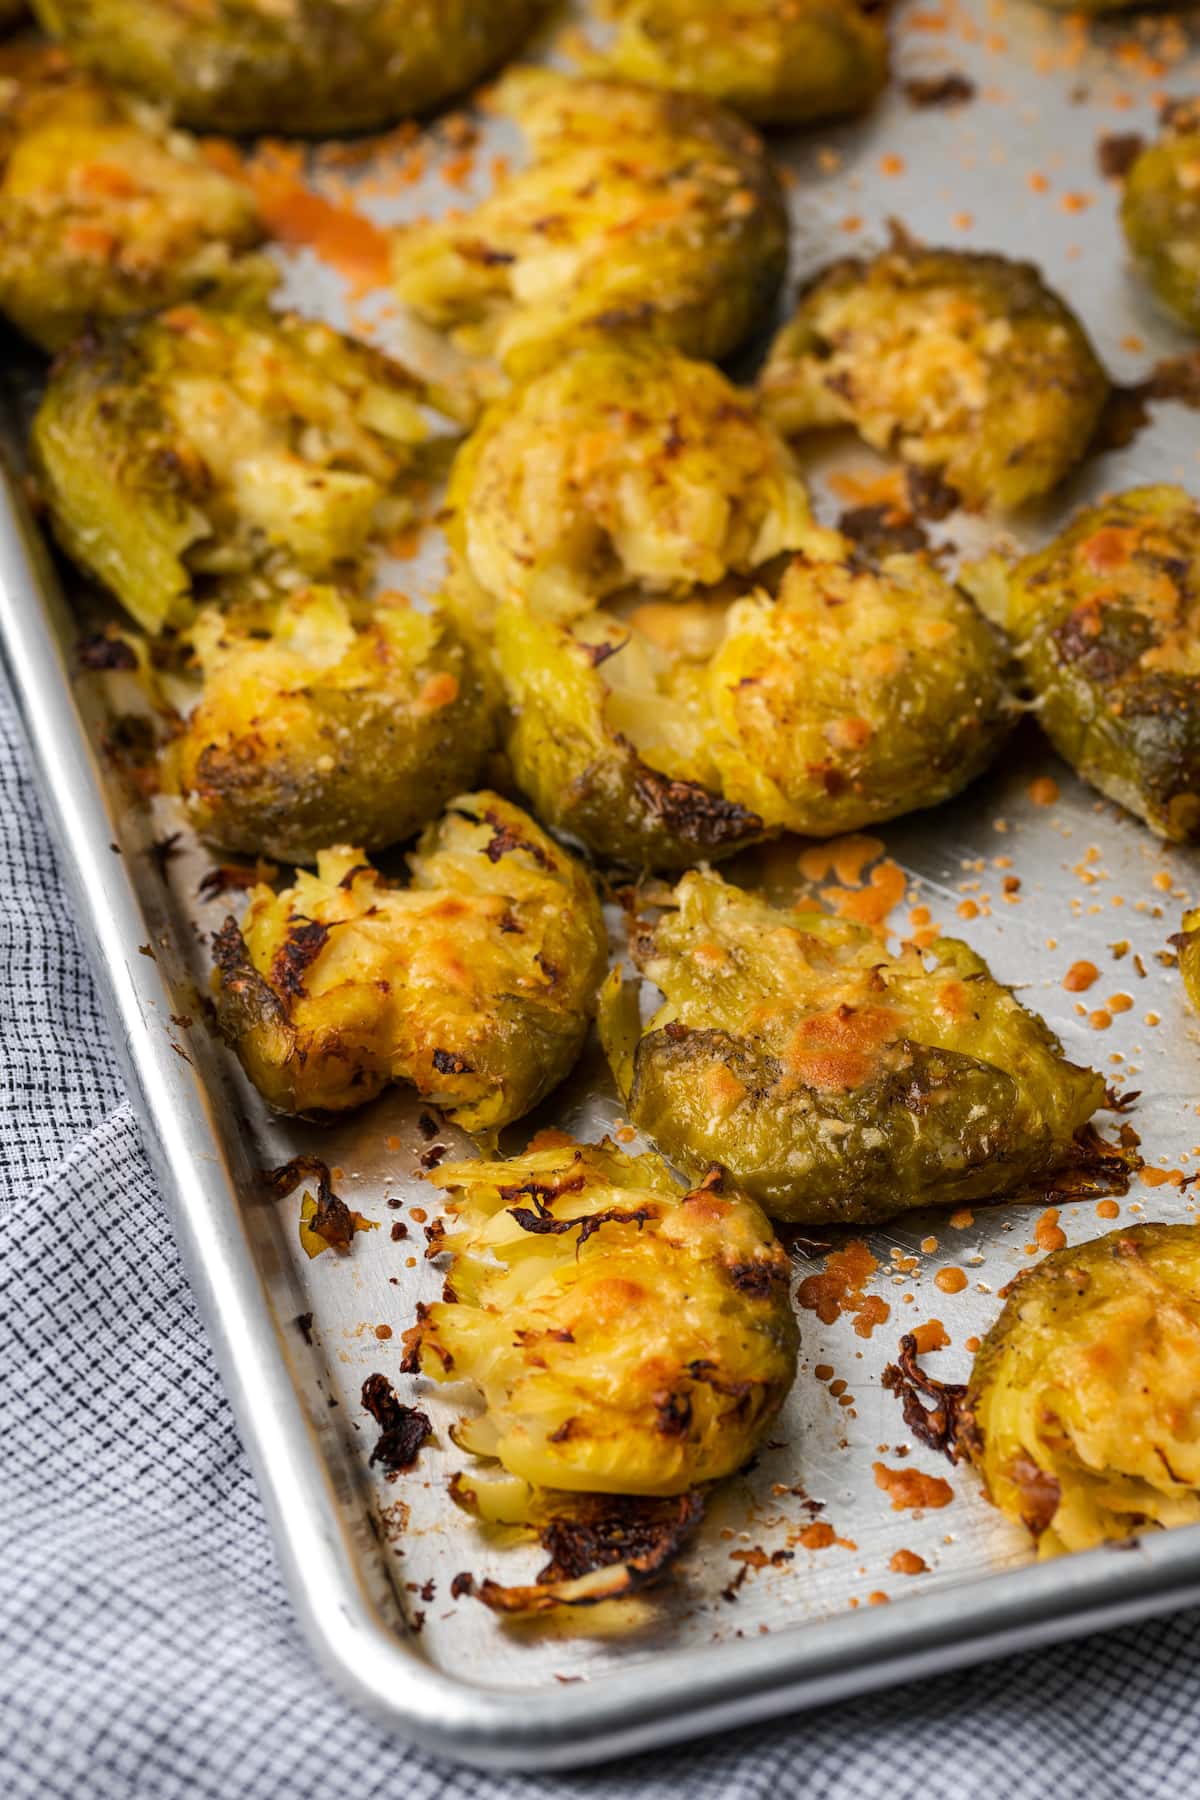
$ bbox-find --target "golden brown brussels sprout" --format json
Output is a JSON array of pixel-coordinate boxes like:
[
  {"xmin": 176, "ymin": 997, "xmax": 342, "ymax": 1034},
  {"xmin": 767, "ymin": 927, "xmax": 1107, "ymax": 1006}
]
[
  {"xmin": 1122, "ymin": 101, "xmax": 1200, "ymax": 334},
  {"xmin": 997, "ymin": 486, "xmax": 1200, "ymax": 841},
  {"xmin": 29, "ymin": 0, "xmax": 551, "ymax": 136},
  {"xmin": 32, "ymin": 304, "xmax": 447, "ymax": 636},
  {"xmin": 496, "ymin": 541, "xmax": 1012, "ymax": 869},
  {"xmin": 603, "ymin": 0, "xmax": 888, "ymax": 127},
  {"xmin": 1177, "ymin": 906, "xmax": 1200, "ymax": 1009},
  {"xmin": 759, "ymin": 242, "xmax": 1109, "ymax": 512},
  {"xmin": 962, "ymin": 1225, "xmax": 1200, "ymax": 1557},
  {"xmin": 447, "ymin": 336, "xmax": 817, "ymax": 622},
  {"xmin": 393, "ymin": 69, "xmax": 789, "ymax": 378},
  {"xmin": 212, "ymin": 793, "xmax": 607, "ymax": 1124},
  {"xmin": 404, "ymin": 1139, "xmax": 798, "ymax": 1497},
  {"xmin": 166, "ymin": 587, "xmax": 491, "ymax": 863},
  {"xmin": 600, "ymin": 869, "xmax": 1106, "ymax": 1225},
  {"xmin": 0, "ymin": 46, "xmax": 273, "ymax": 353}
]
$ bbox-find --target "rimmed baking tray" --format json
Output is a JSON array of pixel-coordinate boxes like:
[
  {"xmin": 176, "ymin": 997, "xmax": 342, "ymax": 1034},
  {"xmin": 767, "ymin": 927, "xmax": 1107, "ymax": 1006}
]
[{"xmin": 5, "ymin": 0, "xmax": 1200, "ymax": 1768}]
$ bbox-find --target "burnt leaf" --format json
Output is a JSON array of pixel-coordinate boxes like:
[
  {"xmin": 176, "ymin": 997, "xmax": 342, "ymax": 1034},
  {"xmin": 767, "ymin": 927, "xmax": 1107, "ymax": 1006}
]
[{"xmin": 361, "ymin": 1374, "xmax": 432, "ymax": 1479}]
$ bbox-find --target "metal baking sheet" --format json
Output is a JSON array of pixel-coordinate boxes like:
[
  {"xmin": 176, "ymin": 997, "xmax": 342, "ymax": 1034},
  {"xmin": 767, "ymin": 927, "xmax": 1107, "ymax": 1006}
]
[{"xmin": 5, "ymin": 0, "xmax": 1200, "ymax": 1768}]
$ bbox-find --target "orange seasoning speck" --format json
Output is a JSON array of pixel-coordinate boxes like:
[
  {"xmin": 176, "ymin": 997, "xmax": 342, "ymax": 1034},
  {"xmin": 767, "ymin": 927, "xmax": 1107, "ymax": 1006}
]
[
  {"xmin": 1096, "ymin": 1198, "xmax": 1120, "ymax": 1219},
  {"xmin": 873, "ymin": 1462, "xmax": 954, "ymax": 1511},
  {"xmin": 948, "ymin": 1208, "xmax": 974, "ymax": 1230},
  {"xmin": 868, "ymin": 1591, "xmax": 891, "ymax": 1606},
  {"xmin": 911, "ymin": 1318, "xmax": 950, "ymax": 1354},
  {"xmin": 964, "ymin": 1335, "xmax": 981, "ymax": 1353},
  {"xmin": 890, "ymin": 1549, "xmax": 928, "ymax": 1575},
  {"xmin": 880, "ymin": 153, "xmax": 906, "ymax": 176},
  {"xmin": 797, "ymin": 1241, "xmax": 889, "ymax": 1336},
  {"xmin": 1028, "ymin": 776, "xmax": 1059, "ymax": 806},
  {"xmin": 249, "ymin": 153, "xmax": 392, "ymax": 298},
  {"xmin": 1089, "ymin": 1009, "xmax": 1113, "ymax": 1031},
  {"xmin": 798, "ymin": 1521, "xmax": 837, "ymax": 1550},
  {"xmin": 1035, "ymin": 1207, "xmax": 1067, "ymax": 1252},
  {"xmin": 374, "ymin": 1324, "xmax": 393, "ymax": 1340},
  {"xmin": 1064, "ymin": 960, "xmax": 1099, "ymax": 992},
  {"xmin": 935, "ymin": 1266, "xmax": 968, "ymax": 1295}
]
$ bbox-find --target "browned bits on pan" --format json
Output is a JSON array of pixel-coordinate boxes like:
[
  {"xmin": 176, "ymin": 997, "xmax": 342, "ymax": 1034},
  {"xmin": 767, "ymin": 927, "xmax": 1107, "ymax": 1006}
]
[{"xmin": 361, "ymin": 1373, "xmax": 432, "ymax": 1479}]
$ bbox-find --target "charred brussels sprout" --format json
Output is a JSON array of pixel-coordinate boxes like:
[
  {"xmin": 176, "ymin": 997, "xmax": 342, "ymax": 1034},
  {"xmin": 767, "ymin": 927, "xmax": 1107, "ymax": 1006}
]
[
  {"xmin": 600, "ymin": 869, "xmax": 1106, "ymax": 1225},
  {"xmin": 29, "ymin": 0, "xmax": 551, "ymax": 136},
  {"xmin": 393, "ymin": 69, "xmax": 788, "ymax": 378},
  {"xmin": 998, "ymin": 486, "xmax": 1200, "ymax": 841},
  {"xmin": 212, "ymin": 793, "xmax": 607, "ymax": 1125},
  {"xmin": 496, "ymin": 541, "xmax": 1011, "ymax": 870},
  {"xmin": 1122, "ymin": 101, "xmax": 1200, "ymax": 334},
  {"xmin": 32, "ymin": 304, "xmax": 448, "ymax": 636},
  {"xmin": 963, "ymin": 1225, "xmax": 1200, "ymax": 1557},
  {"xmin": 447, "ymin": 336, "xmax": 817, "ymax": 622},
  {"xmin": 604, "ymin": 0, "xmax": 888, "ymax": 127},
  {"xmin": 167, "ymin": 587, "xmax": 491, "ymax": 862},
  {"xmin": 0, "ymin": 47, "xmax": 273, "ymax": 353},
  {"xmin": 404, "ymin": 1140, "xmax": 798, "ymax": 1497},
  {"xmin": 759, "ymin": 242, "xmax": 1108, "ymax": 511}
]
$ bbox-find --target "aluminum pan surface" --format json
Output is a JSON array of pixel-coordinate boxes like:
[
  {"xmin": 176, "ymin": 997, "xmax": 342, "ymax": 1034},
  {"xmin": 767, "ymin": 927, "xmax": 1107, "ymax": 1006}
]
[{"xmin": 4, "ymin": 0, "xmax": 1200, "ymax": 1766}]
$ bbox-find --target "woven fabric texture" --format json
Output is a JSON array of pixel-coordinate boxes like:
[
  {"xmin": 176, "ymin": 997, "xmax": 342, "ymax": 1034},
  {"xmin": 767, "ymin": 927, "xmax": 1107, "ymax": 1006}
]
[{"xmin": 2, "ymin": 668, "xmax": 1198, "ymax": 1800}]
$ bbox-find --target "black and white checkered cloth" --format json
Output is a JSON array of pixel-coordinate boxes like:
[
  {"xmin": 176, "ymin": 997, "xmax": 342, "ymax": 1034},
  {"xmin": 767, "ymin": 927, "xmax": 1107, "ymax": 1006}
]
[{"xmin": 2, "ymin": 667, "xmax": 1198, "ymax": 1800}]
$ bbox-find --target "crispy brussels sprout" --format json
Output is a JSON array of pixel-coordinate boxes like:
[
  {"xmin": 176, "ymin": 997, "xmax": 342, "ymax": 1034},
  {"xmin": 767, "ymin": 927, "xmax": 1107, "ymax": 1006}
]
[
  {"xmin": 603, "ymin": 0, "xmax": 888, "ymax": 127},
  {"xmin": 32, "ymin": 304, "xmax": 445, "ymax": 636},
  {"xmin": 496, "ymin": 541, "xmax": 1011, "ymax": 869},
  {"xmin": 167, "ymin": 587, "xmax": 491, "ymax": 862},
  {"xmin": 1122, "ymin": 101, "xmax": 1200, "ymax": 334},
  {"xmin": 393, "ymin": 69, "xmax": 788, "ymax": 378},
  {"xmin": 0, "ymin": 47, "xmax": 273, "ymax": 353},
  {"xmin": 963, "ymin": 1225, "xmax": 1200, "ymax": 1557},
  {"xmin": 212, "ymin": 793, "xmax": 607, "ymax": 1125},
  {"xmin": 998, "ymin": 486, "xmax": 1200, "ymax": 841},
  {"xmin": 404, "ymin": 1140, "xmax": 798, "ymax": 1496},
  {"xmin": 447, "ymin": 336, "xmax": 817, "ymax": 621},
  {"xmin": 1177, "ymin": 907, "xmax": 1200, "ymax": 1010},
  {"xmin": 759, "ymin": 242, "xmax": 1109, "ymax": 511},
  {"xmin": 29, "ymin": 0, "xmax": 551, "ymax": 135},
  {"xmin": 600, "ymin": 869, "xmax": 1106, "ymax": 1225}
]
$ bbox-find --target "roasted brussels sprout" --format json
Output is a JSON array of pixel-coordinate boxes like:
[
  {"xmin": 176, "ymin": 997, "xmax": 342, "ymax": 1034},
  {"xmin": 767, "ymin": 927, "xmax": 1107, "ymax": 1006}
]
[
  {"xmin": 0, "ymin": 46, "xmax": 273, "ymax": 353},
  {"xmin": 212, "ymin": 794, "xmax": 607, "ymax": 1124},
  {"xmin": 393, "ymin": 69, "xmax": 788, "ymax": 378},
  {"xmin": 600, "ymin": 869, "xmax": 1106, "ymax": 1225},
  {"xmin": 447, "ymin": 336, "xmax": 817, "ymax": 622},
  {"xmin": 166, "ymin": 587, "xmax": 491, "ymax": 862},
  {"xmin": 962, "ymin": 1225, "xmax": 1200, "ymax": 1557},
  {"xmin": 496, "ymin": 540, "xmax": 1012, "ymax": 869},
  {"xmin": 603, "ymin": 0, "xmax": 888, "ymax": 127},
  {"xmin": 32, "ymin": 304, "xmax": 448, "ymax": 636},
  {"xmin": 1177, "ymin": 907, "xmax": 1200, "ymax": 1010},
  {"xmin": 997, "ymin": 486, "xmax": 1200, "ymax": 841},
  {"xmin": 1122, "ymin": 101, "xmax": 1200, "ymax": 334},
  {"xmin": 759, "ymin": 242, "xmax": 1109, "ymax": 512},
  {"xmin": 29, "ymin": 0, "xmax": 551, "ymax": 136},
  {"xmin": 404, "ymin": 1140, "xmax": 798, "ymax": 1496}
]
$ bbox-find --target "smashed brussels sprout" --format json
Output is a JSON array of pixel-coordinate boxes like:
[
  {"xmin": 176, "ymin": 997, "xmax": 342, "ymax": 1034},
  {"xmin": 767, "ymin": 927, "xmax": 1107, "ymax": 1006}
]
[
  {"xmin": 32, "ymin": 304, "xmax": 446, "ymax": 636},
  {"xmin": 603, "ymin": 0, "xmax": 888, "ymax": 127},
  {"xmin": 213, "ymin": 794, "xmax": 607, "ymax": 1125},
  {"xmin": 998, "ymin": 486, "xmax": 1200, "ymax": 840},
  {"xmin": 1122, "ymin": 101, "xmax": 1200, "ymax": 334},
  {"xmin": 404, "ymin": 1140, "xmax": 798, "ymax": 1496},
  {"xmin": 759, "ymin": 242, "xmax": 1109, "ymax": 511},
  {"xmin": 963, "ymin": 1225, "xmax": 1200, "ymax": 1557},
  {"xmin": 447, "ymin": 336, "xmax": 817, "ymax": 621},
  {"xmin": 167, "ymin": 587, "xmax": 491, "ymax": 862},
  {"xmin": 393, "ymin": 69, "xmax": 788, "ymax": 378},
  {"xmin": 0, "ymin": 47, "xmax": 273, "ymax": 353},
  {"xmin": 600, "ymin": 870, "xmax": 1106, "ymax": 1224},
  {"xmin": 29, "ymin": 0, "xmax": 551, "ymax": 135},
  {"xmin": 1177, "ymin": 906, "xmax": 1200, "ymax": 1010},
  {"xmin": 496, "ymin": 540, "xmax": 1012, "ymax": 869}
]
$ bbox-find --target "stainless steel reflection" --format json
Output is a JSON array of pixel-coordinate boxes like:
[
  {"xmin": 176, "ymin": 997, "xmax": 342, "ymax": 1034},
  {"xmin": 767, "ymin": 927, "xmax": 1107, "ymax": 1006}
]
[{"xmin": 3, "ymin": 0, "xmax": 1200, "ymax": 1766}]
